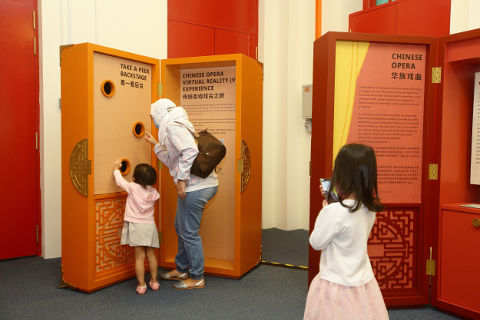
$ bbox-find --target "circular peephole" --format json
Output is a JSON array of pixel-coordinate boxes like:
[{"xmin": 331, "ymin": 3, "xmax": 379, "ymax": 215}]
[
  {"xmin": 101, "ymin": 80, "xmax": 115, "ymax": 98},
  {"xmin": 132, "ymin": 121, "xmax": 145, "ymax": 138},
  {"xmin": 119, "ymin": 159, "xmax": 131, "ymax": 176}
]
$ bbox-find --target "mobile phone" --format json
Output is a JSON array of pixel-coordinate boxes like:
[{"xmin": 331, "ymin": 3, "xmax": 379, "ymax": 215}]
[{"xmin": 320, "ymin": 178, "xmax": 338, "ymax": 202}]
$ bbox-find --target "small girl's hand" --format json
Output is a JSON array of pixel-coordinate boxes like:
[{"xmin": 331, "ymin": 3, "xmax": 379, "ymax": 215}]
[
  {"xmin": 319, "ymin": 179, "xmax": 326, "ymax": 198},
  {"xmin": 113, "ymin": 160, "xmax": 122, "ymax": 170},
  {"xmin": 144, "ymin": 132, "xmax": 159, "ymax": 145}
]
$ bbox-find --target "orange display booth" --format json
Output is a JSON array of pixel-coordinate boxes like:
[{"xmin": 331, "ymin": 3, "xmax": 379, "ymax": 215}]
[
  {"xmin": 310, "ymin": 30, "xmax": 480, "ymax": 319},
  {"xmin": 159, "ymin": 54, "xmax": 263, "ymax": 278},
  {"xmin": 61, "ymin": 43, "xmax": 160, "ymax": 292}
]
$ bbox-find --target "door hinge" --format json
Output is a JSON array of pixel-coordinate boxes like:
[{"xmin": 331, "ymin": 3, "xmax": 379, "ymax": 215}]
[
  {"xmin": 36, "ymin": 225, "xmax": 39, "ymax": 244},
  {"xmin": 428, "ymin": 163, "xmax": 438, "ymax": 180},
  {"xmin": 432, "ymin": 67, "xmax": 442, "ymax": 84},
  {"xmin": 33, "ymin": 11, "xmax": 36, "ymax": 30},
  {"xmin": 237, "ymin": 158, "xmax": 245, "ymax": 173},
  {"xmin": 33, "ymin": 36, "xmax": 37, "ymax": 56},
  {"xmin": 426, "ymin": 247, "xmax": 435, "ymax": 276},
  {"xmin": 157, "ymin": 83, "xmax": 163, "ymax": 98},
  {"xmin": 35, "ymin": 132, "xmax": 38, "ymax": 150}
]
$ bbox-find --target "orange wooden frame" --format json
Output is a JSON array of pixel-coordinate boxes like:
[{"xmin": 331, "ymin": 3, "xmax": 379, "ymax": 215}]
[
  {"xmin": 159, "ymin": 54, "xmax": 263, "ymax": 278},
  {"xmin": 61, "ymin": 43, "xmax": 159, "ymax": 292}
]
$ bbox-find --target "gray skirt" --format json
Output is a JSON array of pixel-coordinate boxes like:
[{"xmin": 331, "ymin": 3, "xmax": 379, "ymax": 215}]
[{"xmin": 120, "ymin": 221, "xmax": 160, "ymax": 248}]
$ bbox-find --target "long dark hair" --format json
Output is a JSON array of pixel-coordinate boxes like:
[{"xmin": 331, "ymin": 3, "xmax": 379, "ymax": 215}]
[
  {"xmin": 327, "ymin": 143, "xmax": 383, "ymax": 212},
  {"xmin": 133, "ymin": 163, "xmax": 157, "ymax": 188}
]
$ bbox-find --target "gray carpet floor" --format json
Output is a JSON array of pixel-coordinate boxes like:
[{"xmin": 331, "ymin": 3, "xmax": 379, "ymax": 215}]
[{"xmin": 0, "ymin": 228, "xmax": 462, "ymax": 319}]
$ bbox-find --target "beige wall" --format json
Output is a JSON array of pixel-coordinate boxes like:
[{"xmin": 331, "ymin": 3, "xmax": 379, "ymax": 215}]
[{"xmin": 259, "ymin": 0, "xmax": 315, "ymax": 230}]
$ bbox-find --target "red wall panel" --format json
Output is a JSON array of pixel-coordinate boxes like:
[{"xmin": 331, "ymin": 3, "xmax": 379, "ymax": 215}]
[
  {"xmin": 350, "ymin": 0, "xmax": 451, "ymax": 37},
  {"xmin": 168, "ymin": 0, "xmax": 258, "ymax": 60},
  {"xmin": 349, "ymin": 5, "xmax": 397, "ymax": 34},
  {"xmin": 396, "ymin": 0, "xmax": 450, "ymax": 37},
  {"xmin": 168, "ymin": 0, "xmax": 216, "ymax": 27},
  {"xmin": 213, "ymin": 0, "xmax": 258, "ymax": 34},
  {"xmin": 168, "ymin": 20, "xmax": 215, "ymax": 58},
  {"xmin": 214, "ymin": 29, "xmax": 250, "ymax": 56}
]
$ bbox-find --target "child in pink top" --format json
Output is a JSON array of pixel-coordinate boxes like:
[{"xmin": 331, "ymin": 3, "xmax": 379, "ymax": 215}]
[{"xmin": 113, "ymin": 161, "xmax": 160, "ymax": 295}]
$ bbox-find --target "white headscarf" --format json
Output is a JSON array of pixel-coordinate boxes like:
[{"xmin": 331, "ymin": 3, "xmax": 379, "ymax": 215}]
[{"xmin": 150, "ymin": 98, "xmax": 195, "ymax": 144}]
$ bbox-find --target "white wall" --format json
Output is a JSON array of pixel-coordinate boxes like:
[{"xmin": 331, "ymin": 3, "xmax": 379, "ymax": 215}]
[
  {"xmin": 321, "ymin": 0, "xmax": 363, "ymax": 35},
  {"xmin": 259, "ymin": 0, "xmax": 315, "ymax": 230},
  {"xmin": 38, "ymin": 0, "xmax": 167, "ymax": 258},
  {"xmin": 451, "ymin": 0, "xmax": 480, "ymax": 34}
]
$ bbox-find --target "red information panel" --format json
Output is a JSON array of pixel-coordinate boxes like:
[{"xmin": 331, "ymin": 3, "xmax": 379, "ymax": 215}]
[{"xmin": 333, "ymin": 41, "xmax": 426, "ymax": 203}]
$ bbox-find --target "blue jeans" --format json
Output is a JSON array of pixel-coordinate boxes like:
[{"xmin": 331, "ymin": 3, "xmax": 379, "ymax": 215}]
[{"xmin": 175, "ymin": 186, "xmax": 218, "ymax": 280}]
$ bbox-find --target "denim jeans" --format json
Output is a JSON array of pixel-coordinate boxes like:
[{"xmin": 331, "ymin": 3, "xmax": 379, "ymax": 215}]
[{"xmin": 174, "ymin": 186, "xmax": 218, "ymax": 280}]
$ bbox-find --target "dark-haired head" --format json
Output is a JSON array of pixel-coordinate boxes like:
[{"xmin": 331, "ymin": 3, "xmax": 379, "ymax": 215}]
[
  {"xmin": 133, "ymin": 163, "xmax": 157, "ymax": 188},
  {"xmin": 328, "ymin": 143, "xmax": 383, "ymax": 212}
]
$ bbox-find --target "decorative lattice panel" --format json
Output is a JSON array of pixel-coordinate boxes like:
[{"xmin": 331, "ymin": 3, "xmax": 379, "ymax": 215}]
[
  {"xmin": 368, "ymin": 207, "xmax": 416, "ymax": 290},
  {"xmin": 240, "ymin": 140, "xmax": 251, "ymax": 192},
  {"xmin": 95, "ymin": 196, "xmax": 134, "ymax": 273}
]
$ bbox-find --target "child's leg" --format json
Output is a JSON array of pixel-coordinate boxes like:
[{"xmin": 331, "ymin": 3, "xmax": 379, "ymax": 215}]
[
  {"xmin": 146, "ymin": 247, "xmax": 158, "ymax": 282},
  {"xmin": 134, "ymin": 246, "xmax": 146, "ymax": 286}
]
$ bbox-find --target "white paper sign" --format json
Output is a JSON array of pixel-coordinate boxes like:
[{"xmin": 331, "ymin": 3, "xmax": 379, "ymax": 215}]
[{"xmin": 471, "ymin": 72, "xmax": 480, "ymax": 184}]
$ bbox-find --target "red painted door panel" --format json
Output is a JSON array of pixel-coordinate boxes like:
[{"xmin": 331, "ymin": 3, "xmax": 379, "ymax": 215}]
[
  {"xmin": 214, "ymin": 29, "xmax": 250, "ymax": 56},
  {"xmin": 438, "ymin": 209, "xmax": 480, "ymax": 315},
  {"xmin": 0, "ymin": 0, "xmax": 39, "ymax": 259},
  {"xmin": 168, "ymin": 20, "xmax": 215, "ymax": 58}
]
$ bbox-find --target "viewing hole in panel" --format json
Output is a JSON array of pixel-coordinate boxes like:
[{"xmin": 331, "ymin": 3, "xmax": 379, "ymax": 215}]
[
  {"xmin": 132, "ymin": 121, "xmax": 145, "ymax": 138},
  {"xmin": 101, "ymin": 80, "xmax": 115, "ymax": 98},
  {"xmin": 119, "ymin": 159, "xmax": 131, "ymax": 176}
]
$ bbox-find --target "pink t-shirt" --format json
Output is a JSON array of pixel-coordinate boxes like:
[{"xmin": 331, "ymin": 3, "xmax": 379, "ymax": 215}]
[{"xmin": 113, "ymin": 170, "xmax": 159, "ymax": 223}]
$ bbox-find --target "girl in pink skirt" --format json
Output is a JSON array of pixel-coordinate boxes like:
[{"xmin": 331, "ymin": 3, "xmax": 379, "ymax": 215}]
[{"xmin": 304, "ymin": 144, "xmax": 389, "ymax": 320}]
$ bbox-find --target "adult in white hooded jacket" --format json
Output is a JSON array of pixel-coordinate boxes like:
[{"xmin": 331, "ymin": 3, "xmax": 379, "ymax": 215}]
[{"xmin": 145, "ymin": 98, "xmax": 218, "ymax": 290}]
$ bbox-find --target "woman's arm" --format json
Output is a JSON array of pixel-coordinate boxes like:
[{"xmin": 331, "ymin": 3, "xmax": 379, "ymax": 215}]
[
  {"xmin": 145, "ymin": 132, "xmax": 170, "ymax": 165},
  {"xmin": 167, "ymin": 124, "xmax": 198, "ymax": 182}
]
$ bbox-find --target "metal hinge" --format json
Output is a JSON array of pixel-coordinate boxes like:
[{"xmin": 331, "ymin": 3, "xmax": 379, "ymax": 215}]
[
  {"xmin": 36, "ymin": 225, "xmax": 39, "ymax": 244},
  {"xmin": 33, "ymin": 11, "xmax": 36, "ymax": 30},
  {"xmin": 428, "ymin": 163, "xmax": 438, "ymax": 180},
  {"xmin": 237, "ymin": 158, "xmax": 245, "ymax": 173},
  {"xmin": 86, "ymin": 159, "xmax": 92, "ymax": 175},
  {"xmin": 33, "ymin": 36, "xmax": 37, "ymax": 55},
  {"xmin": 35, "ymin": 132, "xmax": 38, "ymax": 150},
  {"xmin": 157, "ymin": 83, "xmax": 163, "ymax": 97},
  {"xmin": 426, "ymin": 247, "xmax": 435, "ymax": 276},
  {"xmin": 432, "ymin": 67, "xmax": 442, "ymax": 84}
]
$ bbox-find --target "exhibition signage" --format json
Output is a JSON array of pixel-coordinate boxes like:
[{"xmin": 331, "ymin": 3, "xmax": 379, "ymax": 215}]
[{"xmin": 333, "ymin": 41, "xmax": 426, "ymax": 203}]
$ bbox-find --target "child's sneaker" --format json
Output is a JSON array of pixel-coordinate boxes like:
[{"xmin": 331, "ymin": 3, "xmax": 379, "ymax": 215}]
[
  {"xmin": 136, "ymin": 283, "xmax": 147, "ymax": 295},
  {"xmin": 149, "ymin": 281, "xmax": 160, "ymax": 290}
]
